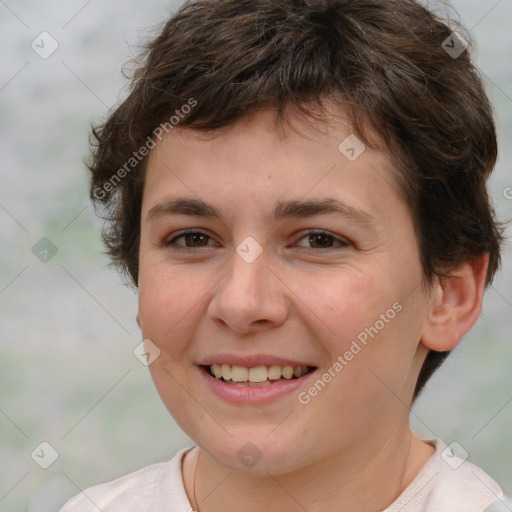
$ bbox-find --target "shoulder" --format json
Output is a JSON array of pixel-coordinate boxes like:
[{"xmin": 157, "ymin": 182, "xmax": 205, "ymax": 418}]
[
  {"xmin": 59, "ymin": 446, "xmax": 194, "ymax": 512},
  {"xmin": 385, "ymin": 438, "xmax": 504, "ymax": 512},
  {"xmin": 484, "ymin": 495, "xmax": 512, "ymax": 512},
  {"xmin": 428, "ymin": 447, "xmax": 503, "ymax": 511}
]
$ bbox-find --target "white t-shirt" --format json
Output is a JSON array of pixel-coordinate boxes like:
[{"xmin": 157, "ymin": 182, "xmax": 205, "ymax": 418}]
[{"xmin": 59, "ymin": 438, "xmax": 505, "ymax": 512}]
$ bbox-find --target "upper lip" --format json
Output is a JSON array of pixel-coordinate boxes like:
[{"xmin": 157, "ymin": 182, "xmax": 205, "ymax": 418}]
[{"xmin": 198, "ymin": 353, "xmax": 316, "ymax": 368}]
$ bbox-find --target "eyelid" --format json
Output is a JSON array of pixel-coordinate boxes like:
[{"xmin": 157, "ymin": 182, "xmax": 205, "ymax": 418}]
[
  {"xmin": 165, "ymin": 229, "xmax": 218, "ymax": 247},
  {"xmin": 293, "ymin": 230, "xmax": 350, "ymax": 249},
  {"xmin": 165, "ymin": 229, "xmax": 350, "ymax": 250}
]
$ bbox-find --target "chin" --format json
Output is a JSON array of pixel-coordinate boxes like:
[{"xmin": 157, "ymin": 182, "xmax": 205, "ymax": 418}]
[{"xmin": 195, "ymin": 432, "xmax": 313, "ymax": 475}]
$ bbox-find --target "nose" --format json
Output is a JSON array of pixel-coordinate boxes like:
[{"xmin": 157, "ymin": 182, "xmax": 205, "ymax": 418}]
[{"xmin": 207, "ymin": 246, "xmax": 289, "ymax": 335}]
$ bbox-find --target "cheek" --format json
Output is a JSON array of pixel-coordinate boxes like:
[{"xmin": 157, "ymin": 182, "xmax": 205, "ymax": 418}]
[
  {"xmin": 301, "ymin": 267, "xmax": 422, "ymax": 391},
  {"xmin": 137, "ymin": 263, "xmax": 208, "ymax": 355},
  {"xmin": 295, "ymin": 267, "xmax": 393, "ymax": 354}
]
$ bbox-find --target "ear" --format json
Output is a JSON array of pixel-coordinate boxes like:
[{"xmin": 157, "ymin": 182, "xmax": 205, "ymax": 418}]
[
  {"xmin": 136, "ymin": 312, "xmax": 141, "ymax": 329},
  {"xmin": 420, "ymin": 254, "xmax": 489, "ymax": 352}
]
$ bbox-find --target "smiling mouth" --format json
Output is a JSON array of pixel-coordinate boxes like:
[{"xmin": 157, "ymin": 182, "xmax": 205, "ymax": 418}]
[{"xmin": 203, "ymin": 363, "xmax": 316, "ymax": 386}]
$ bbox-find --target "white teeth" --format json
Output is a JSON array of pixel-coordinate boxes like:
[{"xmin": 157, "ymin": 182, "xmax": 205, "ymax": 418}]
[
  {"xmin": 248, "ymin": 366, "xmax": 268, "ymax": 382},
  {"xmin": 230, "ymin": 365, "xmax": 249, "ymax": 382},
  {"xmin": 268, "ymin": 365, "xmax": 282, "ymax": 380},
  {"xmin": 208, "ymin": 363, "xmax": 311, "ymax": 383},
  {"xmin": 212, "ymin": 363, "xmax": 222, "ymax": 379},
  {"xmin": 221, "ymin": 364, "xmax": 231, "ymax": 380},
  {"xmin": 282, "ymin": 365, "xmax": 294, "ymax": 379}
]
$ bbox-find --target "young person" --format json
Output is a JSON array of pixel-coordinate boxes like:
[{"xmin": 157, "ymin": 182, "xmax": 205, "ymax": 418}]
[{"xmin": 60, "ymin": 0, "xmax": 507, "ymax": 510}]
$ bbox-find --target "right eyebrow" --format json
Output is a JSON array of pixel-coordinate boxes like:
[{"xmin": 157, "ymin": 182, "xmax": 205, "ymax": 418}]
[{"xmin": 146, "ymin": 198, "xmax": 221, "ymax": 221}]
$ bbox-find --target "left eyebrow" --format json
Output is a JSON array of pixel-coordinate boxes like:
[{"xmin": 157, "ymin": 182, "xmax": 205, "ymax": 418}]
[
  {"xmin": 146, "ymin": 197, "xmax": 377, "ymax": 228},
  {"xmin": 273, "ymin": 198, "xmax": 377, "ymax": 227}
]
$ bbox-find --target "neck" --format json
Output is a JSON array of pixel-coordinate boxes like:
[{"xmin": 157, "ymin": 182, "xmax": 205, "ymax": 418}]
[{"xmin": 183, "ymin": 426, "xmax": 435, "ymax": 512}]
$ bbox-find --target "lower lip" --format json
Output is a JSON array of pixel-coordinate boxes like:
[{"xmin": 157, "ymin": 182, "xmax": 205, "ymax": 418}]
[{"xmin": 199, "ymin": 366, "xmax": 316, "ymax": 404}]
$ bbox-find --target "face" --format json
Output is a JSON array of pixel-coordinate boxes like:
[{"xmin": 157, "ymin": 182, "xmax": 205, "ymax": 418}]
[{"xmin": 137, "ymin": 105, "xmax": 431, "ymax": 474}]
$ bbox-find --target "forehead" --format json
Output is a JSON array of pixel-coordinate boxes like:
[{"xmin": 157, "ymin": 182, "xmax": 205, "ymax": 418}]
[{"xmin": 142, "ymin": 106, "xmax": 405, "ymax": 226}]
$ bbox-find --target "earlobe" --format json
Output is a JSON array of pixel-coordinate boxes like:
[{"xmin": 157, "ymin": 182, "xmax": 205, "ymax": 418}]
[{"xmin": 420, "ymin": 254, "xmax": 489, "ymax": 352}]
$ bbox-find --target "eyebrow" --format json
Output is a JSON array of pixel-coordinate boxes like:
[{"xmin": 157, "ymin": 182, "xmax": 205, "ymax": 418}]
[{"xmin": 146, "ymin": 197, "xmax": 377, "ymax": 227}]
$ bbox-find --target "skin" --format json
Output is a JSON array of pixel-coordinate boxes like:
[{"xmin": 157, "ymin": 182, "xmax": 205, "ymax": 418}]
[{"xmin": 136, "ymin": 104, "xmax": 488, "ymax": 512}]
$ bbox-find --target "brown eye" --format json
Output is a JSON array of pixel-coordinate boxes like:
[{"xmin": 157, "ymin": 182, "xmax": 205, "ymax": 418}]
[
  {"xmin": 295, "ymin": 231, "xmax": 349, "ymax": 250},
  {"xmin": 308, "ymin": 233, "xmax": 335, "ymax": 249},
  {"xmin": 166, "ymin": 230, "xmax": 213, "ymax": 248}
]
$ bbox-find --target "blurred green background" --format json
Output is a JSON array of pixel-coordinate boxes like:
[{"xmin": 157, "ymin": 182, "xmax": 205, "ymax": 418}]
[{"xmin": 0, "ymin": 1, "xmax": 510, "ymax": 510}]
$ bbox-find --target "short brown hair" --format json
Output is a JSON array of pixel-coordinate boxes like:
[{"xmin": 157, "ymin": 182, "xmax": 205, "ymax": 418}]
[{"xmin": 88, "ymin": 0, "xmax": 505, "ymax": 400}]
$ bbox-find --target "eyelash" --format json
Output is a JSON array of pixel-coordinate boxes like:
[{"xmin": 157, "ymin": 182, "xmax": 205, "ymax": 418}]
[{"xmin": 164, "ymin": 229, "xmax": 349, "ymax": 252}]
